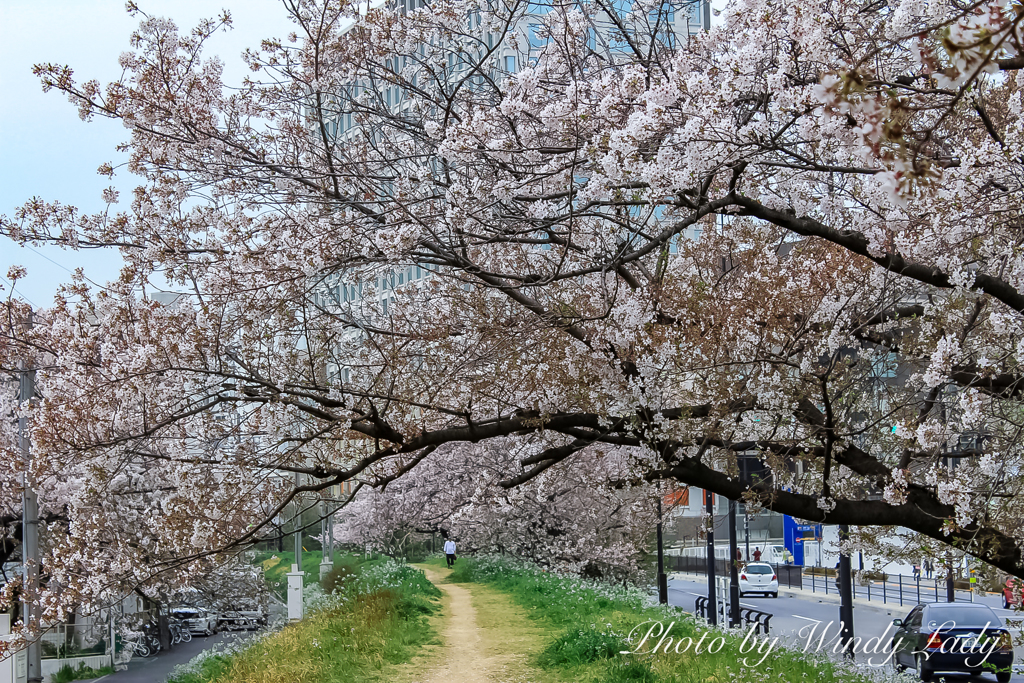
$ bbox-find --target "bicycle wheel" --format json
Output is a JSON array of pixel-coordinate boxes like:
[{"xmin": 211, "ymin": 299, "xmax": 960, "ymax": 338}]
[{"xmin": 181, "ymin": 629, "xmax": 192, "ymax": 642}]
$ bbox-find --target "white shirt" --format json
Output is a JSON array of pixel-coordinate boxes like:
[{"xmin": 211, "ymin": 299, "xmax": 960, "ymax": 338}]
[{"xmin": 443, "ymin": 540, "xmax": 456, "ymax": 554}]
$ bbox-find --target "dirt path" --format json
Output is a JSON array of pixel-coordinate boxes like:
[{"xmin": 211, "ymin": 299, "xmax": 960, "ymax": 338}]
[{"xmin": 391, "ymin": 565, "xmax": 554, "ymax": 683}]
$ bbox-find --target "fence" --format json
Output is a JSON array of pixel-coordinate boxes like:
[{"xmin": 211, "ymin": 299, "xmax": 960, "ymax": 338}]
[
  {"xmin": 673, "ymin": 558, "xmax": 979, "ymax": 606},
  {"xmin": 38, "ymin": 620, "xmax": 114, "ymax": 680},
  {"xmin": 694, "ymin": 595, "xmax": 773, "ymax": 635},
  {"xmin": 804, "ymin": 570, "xmax": 976, "ymax": 606},
  {"xmin": 665, "ymin": 554, "xmax": 802, "ymax": 589},
  {"xmin": 40, "ymin": 622, "xmax": 108, "ymax": 660}
]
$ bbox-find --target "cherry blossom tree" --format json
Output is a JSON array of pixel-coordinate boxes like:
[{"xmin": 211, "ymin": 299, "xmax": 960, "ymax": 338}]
[
  {"xmin": 336, "ymin": 442, "xmax": 658, "ymax": 577},
  {"xmin": 4, "ymin": 0, "xmax": 1024, "ymax": 633}
]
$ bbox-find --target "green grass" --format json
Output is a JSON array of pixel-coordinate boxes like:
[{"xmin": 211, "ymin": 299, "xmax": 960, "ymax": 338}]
[
  {"xmin": 50, "ymin": 663, "xmax": 114, "ymax": 682},
  {"xmin": 445, "ymin": 555, "xmax": 887, "ymax": 683},
  {"xmin": 167, "ymin": 555, "xmax": 441, "ymax": 683},
  {"xmin": 251, "ymin": 550, "xmax": 332, "ymax": 598}
]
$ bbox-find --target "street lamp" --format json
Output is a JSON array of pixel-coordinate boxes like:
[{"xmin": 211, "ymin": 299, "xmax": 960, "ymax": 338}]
[
  {"xmin": 656, "ymin": 495, "xmax": 668, "ymax": 604},
  {"xmin": 838, "ymin": 524, "xmax": 854, "ymax": 658},
  {"xmin": 705, "ymin": 490, "xmax": 717, "ymax": 626},
  {"xmin": 727, "ymin": 499, "xmax": 741, "ymax": 627}
]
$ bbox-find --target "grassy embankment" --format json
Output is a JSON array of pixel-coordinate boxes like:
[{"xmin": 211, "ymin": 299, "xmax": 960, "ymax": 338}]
[
  {"xmin": 250, "ymin": 549, "xmax": 329, "ymax": 598},
  {"xmin": 444, "ymin": 555, "xmax": 887, "ymax": 683},
  {"xmin": 166, "ymin": 554, "xmax": 441, "ymax": 683}
]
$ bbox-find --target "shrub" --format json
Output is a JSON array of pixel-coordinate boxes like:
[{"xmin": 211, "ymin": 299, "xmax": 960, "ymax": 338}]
[
  {"xmin": 539, "ymin": 625, "xmax": 628, "ymax": 666},
  {"xmin": 322, "ymin": 562, "xmax": 357, "ymax": 594},
  {"xmin": 50, "ymin": 663, "xmax": 114, "ymax": 682},
  {"xmin": 605, "ymin": 658, "xmax": 658, "ymax": 683}
]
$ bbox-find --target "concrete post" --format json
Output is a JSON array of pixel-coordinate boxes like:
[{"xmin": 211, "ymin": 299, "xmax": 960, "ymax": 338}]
[{"xmin": 286, "ymin": 564, "xmax": 305, "ymax": 622}]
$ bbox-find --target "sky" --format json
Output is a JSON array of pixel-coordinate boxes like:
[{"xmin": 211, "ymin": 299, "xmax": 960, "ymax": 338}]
[{"xmin": 0, "ymin": 0, "xmax": 284, "ymax": 307}]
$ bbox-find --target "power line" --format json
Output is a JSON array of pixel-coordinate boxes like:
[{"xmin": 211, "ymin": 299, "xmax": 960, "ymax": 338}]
[
  {"xmin": 24, "ymin": 245, "xmax": 117, "ymax": 293},
  {"xmin": 0, "ymin": 274, "xmax": 38, "ymax": 307}
]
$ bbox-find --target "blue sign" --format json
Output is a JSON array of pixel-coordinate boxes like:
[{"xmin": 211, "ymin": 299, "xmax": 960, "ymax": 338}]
[{"xmin": 783, "ymin": 516, "xmax": 822, "ymax": 566}]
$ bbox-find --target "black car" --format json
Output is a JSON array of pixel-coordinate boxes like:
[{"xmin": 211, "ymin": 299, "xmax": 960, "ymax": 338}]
[{"xmin": 890, "ymin": 603, "xmax": 1014, "ymax": 682}]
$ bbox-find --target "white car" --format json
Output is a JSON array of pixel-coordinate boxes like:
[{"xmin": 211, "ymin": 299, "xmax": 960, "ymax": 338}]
[
  {"xmin": 738, "ymin": 562, "xmax": 779, "ymax": 598},
  {"xmin": 171, "ymin": 607, "xmax": 218, "ymax": 636}
]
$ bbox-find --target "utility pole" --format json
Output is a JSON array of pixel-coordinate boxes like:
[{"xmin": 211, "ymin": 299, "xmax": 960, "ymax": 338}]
[
  {"xmin": 293, "ymin": 471, "xmax": 302, "ymax": 566},
  {"xmin": 705, "ymin": 490, "xmax": 717, "ymax": 626},
  {"xmin": 656, "ymin": 495, "xmax": 667, "ymax": 604},
  {"xmin": 727, "ymin": 499, "xmax": 741, "ymax": 627},
  {"xmin": 19, "ymin": 313, "xmax": 42, "ymax": 683},
  {"xmin": 837, "ymin": 524, "xmax": 854, "ymax": 659},
  {"xmin": 320, "ymin": 499, "xmax": 334, "ymax": 579},
  {"xmin": 286, "ymin": 473, "xmax": 305, "ymax": 622}
]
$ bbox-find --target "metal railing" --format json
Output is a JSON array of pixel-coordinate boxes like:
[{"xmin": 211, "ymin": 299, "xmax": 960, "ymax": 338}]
[
  {"xmin": 40, "ymin": 622, "xmax": 108, "ymax": 660},
  {"xmin": 804, "ymin": 570, "xmax": 976, "ymax": 606},
  {"xmin": 694, "ymin": 595, "xmax": 773, "ymax": 635},
  {"xmin": 675, "ymin": 559, "xmax": 980, "ymax": 607},
  {"xmin": 667, "ymin": 554, "xmax": 802, "ymax": 588}
]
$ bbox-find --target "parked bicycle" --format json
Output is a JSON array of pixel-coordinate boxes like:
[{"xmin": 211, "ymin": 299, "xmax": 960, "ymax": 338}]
[
  {"xmin": 123, "ymin": 631, "xmax": 160, "ymax": 658},
  {"xmin": 169, "ymin": 618, "xmax": 192, "ymax": 644}
]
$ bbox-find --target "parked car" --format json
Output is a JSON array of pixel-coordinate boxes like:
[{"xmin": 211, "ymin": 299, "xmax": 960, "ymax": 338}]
[
  {"xmin": 738, "ymin": 562, "xmax": 778, "ymax": 598},
  {"xmin": 890, "ymin": 602, "xmax": 1013, "ymax": 682},
  {"xmin": 217, "ymin": 607, "xmax": 268, "ymax": 631},
  {"xmin": 1002, "ymin": 577, "xmax": 1021, "ymax": 609},
  {"xmin": 171, "ymin": 607, "xmax": 218, "ymax": 636}
]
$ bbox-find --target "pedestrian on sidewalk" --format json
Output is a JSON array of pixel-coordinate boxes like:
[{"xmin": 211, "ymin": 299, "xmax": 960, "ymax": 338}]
[
  {"xmin": 753, "ymin": 547, "xmax": 762, "ymax": 562},
  {"xmin": 924, "ymin": 559, "xmax": 933, "ymax": 579},
  {"xmin": 444, "ymin": 539, "xmax": 457, "ymax": 568},
  {"xmin": 913, "ymin": 564, "xmax": 921, "ymax": 580}
]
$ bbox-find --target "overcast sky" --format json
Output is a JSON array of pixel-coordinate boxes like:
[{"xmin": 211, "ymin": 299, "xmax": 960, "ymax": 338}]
[{"xmin": 0, "ymin": 0, "xmax": 284, "ymax": 306}]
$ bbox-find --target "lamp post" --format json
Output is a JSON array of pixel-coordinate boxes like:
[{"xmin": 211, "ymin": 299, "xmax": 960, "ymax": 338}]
[
  {"xmin": 946, "ymin": 550, "xmax": 956, "ymax": 602},
  {"xmin": 727, "ymin": 499, "xmax": 741, "ymax": 627},
  {"xmin": 705, "ymin": 490, "xmax": 717, "ymax": 626},
  {"xmin": 838, "ymin": 524, "xmax": 855, "ymax": 658},
  {"xmin": 656, "ymin": 496, "xmax": 668, "ymax": 604}
]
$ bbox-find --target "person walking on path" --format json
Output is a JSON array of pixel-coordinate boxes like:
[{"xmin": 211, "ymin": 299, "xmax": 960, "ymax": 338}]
[
  {"xmin": 752, "ymin": 547, "xmax": 762, "ymax": 562},
  {"xmin": 924, "ymin": 559, "xmax": 933, "ymax": 579},
  {"xmin": 444, "ymin": 539, "xmax": 457, "ymax": 568}
]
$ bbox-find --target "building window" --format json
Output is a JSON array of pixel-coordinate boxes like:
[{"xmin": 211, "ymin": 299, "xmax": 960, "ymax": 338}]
[{"xmin": 504, "ymin": 55, "xmax": 516, "ymax": 73}]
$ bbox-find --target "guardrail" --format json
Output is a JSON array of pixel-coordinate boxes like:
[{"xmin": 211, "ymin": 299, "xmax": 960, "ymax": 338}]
[
  {"xmin": 666, "ymin": 554, "xmax": 802, "ymax": 588},
  {"xmin": 804, "ymin": 570, "xmax": 977, "ymax": 606},
  {"xmin": 677, "ymin": 561, "xmax": 980, "ymax": 607},
  {"xmin": 694, "ymin": 595, "xmax": 773, "ymax": 635}
]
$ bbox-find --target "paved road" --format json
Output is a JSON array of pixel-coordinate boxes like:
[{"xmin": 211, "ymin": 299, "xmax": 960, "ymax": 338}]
[
  {"xmin": 101, "ymin": 631, "xmax": 245, "ymax": 683},
  {"xmin": 667, "ymin": 574, "xmax": 1024, "ymax": 682}
]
